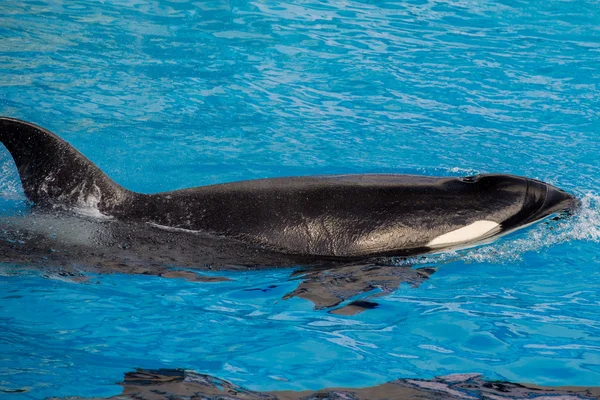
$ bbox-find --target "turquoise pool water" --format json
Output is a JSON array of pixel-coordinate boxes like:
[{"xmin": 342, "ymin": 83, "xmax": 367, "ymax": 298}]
[{"xmin": 1, "ymin": 0, "xmax": 599, "ymax": 398}]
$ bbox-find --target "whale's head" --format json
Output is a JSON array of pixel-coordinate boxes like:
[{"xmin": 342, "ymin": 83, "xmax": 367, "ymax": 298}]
[
  {"xmin": 424, "ymin": 174, "xmax": 578, "ymax": 251},
  {"xmin": 469, "ymin": 174, "xmax": 578, "ymax": 231}
]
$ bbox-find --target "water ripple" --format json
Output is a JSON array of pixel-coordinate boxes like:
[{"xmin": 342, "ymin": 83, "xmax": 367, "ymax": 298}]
[{"xmin": 1, "ymin": 0, "xmax": 600, "ymax": 398}]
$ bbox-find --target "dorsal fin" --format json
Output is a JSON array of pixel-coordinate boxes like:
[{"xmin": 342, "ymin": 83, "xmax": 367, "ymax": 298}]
[{"xmin": 0, "ymin": 117, "xmax": 130, "ymax": 211}]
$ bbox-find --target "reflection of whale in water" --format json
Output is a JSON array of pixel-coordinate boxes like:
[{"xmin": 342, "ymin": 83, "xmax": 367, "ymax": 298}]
[
  {"xmin": 0, "ymin": 117, "xmax": 577, "ymax": 262},
  {"xmin": 70, "ymin": 368, "xmax": 600, "ymax": 400}
]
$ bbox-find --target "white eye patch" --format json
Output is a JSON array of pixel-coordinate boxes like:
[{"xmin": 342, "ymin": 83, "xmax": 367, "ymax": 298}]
[{"xmin": 427, "ymin": 220, "xmax": 500, "ymax": 247}]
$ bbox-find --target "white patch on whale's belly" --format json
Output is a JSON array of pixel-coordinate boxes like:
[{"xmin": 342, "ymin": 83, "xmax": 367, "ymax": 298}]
[{"xmin": 427, "ymin": 220, "xmax": 500, "ymax": 247}]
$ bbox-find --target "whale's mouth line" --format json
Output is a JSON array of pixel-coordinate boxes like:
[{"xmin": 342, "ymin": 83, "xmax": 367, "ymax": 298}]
[
  {"xmin": 526, "ymin": 183, "xmax": 580, "ymax": 224},
  {"xmin": 525, "ymin": 180, "xmax": 550, "ymax": 224}
]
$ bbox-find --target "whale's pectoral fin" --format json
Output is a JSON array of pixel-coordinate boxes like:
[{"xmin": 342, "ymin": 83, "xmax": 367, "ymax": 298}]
[{"xmin": 0, "ymin": 117, "xmax": 129, "ymax": 211}]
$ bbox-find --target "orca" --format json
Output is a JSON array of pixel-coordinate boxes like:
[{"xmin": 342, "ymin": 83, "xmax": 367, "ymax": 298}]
[{"xmin": 0, "ymin": 117, "xmax": 577, "ymax": 264}]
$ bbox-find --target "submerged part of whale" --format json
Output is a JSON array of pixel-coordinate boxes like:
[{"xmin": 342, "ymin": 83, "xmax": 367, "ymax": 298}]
[
  {"xmin": 0, "ymin": 210, "xmax": 436, "ymax": 312},
  {"xmin": 0, "ymin": 117, "xmax": 577, "ymax": 260}
]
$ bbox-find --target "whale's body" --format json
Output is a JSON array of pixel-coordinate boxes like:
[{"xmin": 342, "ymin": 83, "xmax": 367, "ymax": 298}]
[{"xmin": 0, "ymin": 117, "xmax": 577, "ymax": 267}]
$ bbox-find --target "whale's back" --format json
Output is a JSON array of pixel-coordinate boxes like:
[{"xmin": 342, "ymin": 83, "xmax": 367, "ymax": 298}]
[{"xmin": 135, "ymin": 174, "xmax": 527, "ymax": 257}]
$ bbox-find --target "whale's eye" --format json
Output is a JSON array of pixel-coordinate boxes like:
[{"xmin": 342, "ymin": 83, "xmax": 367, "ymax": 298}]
[{"xmin": 460, "ymin": 175, "xmax": 479, "ymax": 183}]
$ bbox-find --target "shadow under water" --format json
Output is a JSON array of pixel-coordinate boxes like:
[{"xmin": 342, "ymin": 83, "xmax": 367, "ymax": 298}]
[
  {"xmin": 55, "ymin": 368, "xmax": 600, "ymax": 400},
  {"xmin": 284, "ymin": 263, "xmax": 435, "ymax": 315}
]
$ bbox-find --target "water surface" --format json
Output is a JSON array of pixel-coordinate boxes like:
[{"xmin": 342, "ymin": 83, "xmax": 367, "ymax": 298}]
[{"xmin": 1, "ymin": 0, "xmax": 599, "ymax": 398}]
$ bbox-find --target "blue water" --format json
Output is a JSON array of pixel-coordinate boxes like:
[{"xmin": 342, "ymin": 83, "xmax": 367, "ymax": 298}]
[{"xmin": 1, "ymin": 0, "xmax": 600, "ymax": 398}]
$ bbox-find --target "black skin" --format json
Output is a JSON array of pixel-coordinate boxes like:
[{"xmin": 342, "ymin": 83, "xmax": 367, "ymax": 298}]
[
  {"xmin": 0, "ymin": 117, "xmax": 577, "ymax": 263},
  {"xmin": 0, "ymin": 117, "xmax": 578, "ymax": 311}
]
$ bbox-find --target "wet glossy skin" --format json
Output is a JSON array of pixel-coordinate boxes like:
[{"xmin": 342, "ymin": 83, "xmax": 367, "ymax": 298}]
[
  {"xmin": 0, "ymin": 117, "xmax": 577, "ymax": 260},
  {"xmin": 126, "ymin": 173, "xmax": 576, "ymax": 257}
]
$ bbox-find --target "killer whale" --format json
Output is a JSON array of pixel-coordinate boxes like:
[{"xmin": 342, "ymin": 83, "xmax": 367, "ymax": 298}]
[{"xmin": 0, "ymin": 117, "xmax": 577, "ymax": 262}]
